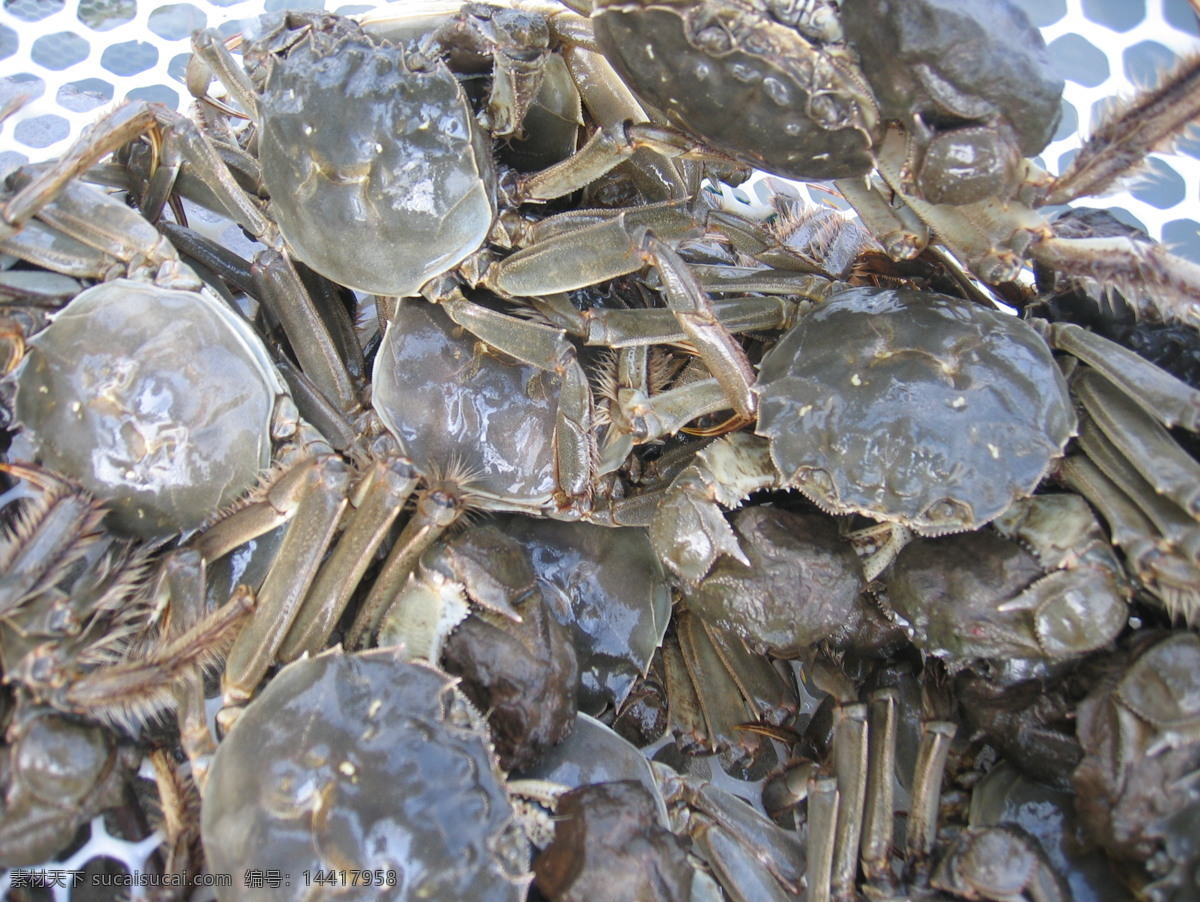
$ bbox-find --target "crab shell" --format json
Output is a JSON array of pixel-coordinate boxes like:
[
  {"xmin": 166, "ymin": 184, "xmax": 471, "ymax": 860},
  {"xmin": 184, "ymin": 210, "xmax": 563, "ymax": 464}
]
[
  {"xmin": 257, "ymin": 18, "xmax": 495, "ymax": 297},
  {"xmin": 592, "ymin": 0, "xmax": 878, "ymax": 180},
  {"xmin": 11, "ymin": 279, "xmax": 283, "ymax": 540},
  {"xmin": 201, "ymin": 649, "xmax": 531, "ymax": 901},
  {"xmin": 755, "ymin": 287, "xmax": 1075, "ymax": 534}
]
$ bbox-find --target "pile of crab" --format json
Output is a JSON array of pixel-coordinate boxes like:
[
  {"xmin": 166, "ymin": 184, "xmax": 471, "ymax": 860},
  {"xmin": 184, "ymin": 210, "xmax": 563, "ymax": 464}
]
[{"xmin": 2, "ymin": 0, "xmax": 1200, "ymax": 898}]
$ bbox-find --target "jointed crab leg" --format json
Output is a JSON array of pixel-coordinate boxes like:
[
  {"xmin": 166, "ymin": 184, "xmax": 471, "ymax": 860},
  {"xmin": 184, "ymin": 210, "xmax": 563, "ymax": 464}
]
[
  {"xmin": 806, "ymin": 773, "xmax": 840, "ymax": 902},
  {"xmin": 345, "ymin": 478, "xmax": 470, "ymax": 649},
  {"xmin": 1035, "ymin": 320, "xmax": 1200, "ymax": 432},
  {"xmin": 1043, "ymin": 52, "xmax": 1200, "ymax": 206},
  {"xmin": 277, "ymin": 454, "xmax": 420, "ymax": 662},
  {"xmin": 905, "ymin": 720, "xmax": 957, "ymax": 885},
  {"xmin": 0, "ymin": 175, "xmax": 188, "ymax": 283},
  {"xmin": 1030, "ymin": 235, "xmax": 1200, "ymax": 325},
  {"xmin": 1073, "ymin": 368, "xmax": 1200, "ymax": 520},
  {"xmin": 220, "ymin": 456, "xmax": 351, "ymax": 713},
  {"xmin": 251, "ymin": 248, "xmax": 362, "ymax": 415},
  {"xmin": 831, "ymin": 702, "xmax": 869, "ymax": 899},
  {"xmin": 861, "ymin": 689, "xmax": 899, "ymax": 889},
  {"xmin": 1075, "ymin": 417, "xmax": 1200, "ymax": 559},
  {"xmin": 483, "ymin": 205, "xmax": 703, "ymax": 295},
  {"xmin": 0, "ymin": 463, "xmax": 106, "ymax": 616}
]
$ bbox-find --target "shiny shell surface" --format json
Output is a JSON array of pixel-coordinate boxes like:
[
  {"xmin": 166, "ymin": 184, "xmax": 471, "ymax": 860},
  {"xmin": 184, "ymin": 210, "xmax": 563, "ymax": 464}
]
[
  {"xmin": 201, "ymin": 650, "xmax": 530, "ymax": 901},
  {"xmin": 12, "ymin": 279, "xmax": 281, "ymax": 539},
  {"xmin": 259, "ymin": 20, "xmax": 495, "ymax": 296},
  {"xmin": 755, "ymin": 287, "xmax": 1075, "ymax": 534},
  {"xmin": 372, "ymin": 299, "xmax": 559, "ymax": 505},
  {"xmin": 592, "ymin": 0, "xmax": 876, "ymax": 180}
]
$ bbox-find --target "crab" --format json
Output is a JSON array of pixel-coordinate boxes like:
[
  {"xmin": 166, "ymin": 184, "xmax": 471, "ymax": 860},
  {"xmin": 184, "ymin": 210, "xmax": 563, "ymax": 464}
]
[
  {"xmin": 0, "ymin": 702, "xmax": 139, "ymax": 868},
  {"xmin": 0, "ymin": 465, "xmax": 260, "ymax": 870},
  {"xmin": 588, "ymin": 0, "xmax": 1200, "ymax": 323},
  {"xmin": 374, "ymin": 523, "xmax": 580, "ymax": 771},
  {"xmin": 884, "ymin": 493, "xmax": 1130, "ymax": 676},
  {"xmin": 201, "ymin": 648, "xmax": 533, "ymax": 901},
  {"xmin": 1071, "ymin": 631, "xmax": 1200, "ymax": 896},
  {"xmin": 8, "ymin": 278, "xmax": 291, "ymax": 541},
  {"xmin": 523, "ymin": 712, "xmax": 807, "ymax": 900},
  {"xmin": 491, "ymin": 512, "xmax": 672, "ymax": 716},
  {"xmin": 1039, "ymin": 319, "xmax": 1200, "ymax": 625},
  {"xmin": 657, "ymin": 609, "xmax": 799, "ymax": 779},
  {"xmin": 649, "ymin": 287, "xmax": 1076, "ymax": 584},
  {"xmin": 773, "ymin": 662, "xmax": 1074, "ymax": 902}
]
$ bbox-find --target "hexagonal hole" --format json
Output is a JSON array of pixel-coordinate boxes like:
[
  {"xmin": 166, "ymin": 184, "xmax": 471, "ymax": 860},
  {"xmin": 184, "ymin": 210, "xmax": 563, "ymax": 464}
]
[
  {"xmin": 13, "ymin": 113, "xmax": 70, "ymax": 149},
  {"xmin": 1163, "ymin": 218, "xmax": 1200, "ymax": 265},
  {"xmin": 1047, "ymin": 34, "xmax": 1110, "ymax": 88},
  {"xmin": 29, "ymin": 31, "xmax": 90, "ymax": 71},
  {"xmin": 1007, "ymin": 0, "xmax": 1067, "ymax": 29},
  {"xmin": 3, "ymin": 0, "xmax": 65, "ymax": 23},
  {"xmin": 1123, "ymin": 40, "xmax": 1176, "ymax": 85},
  {"xmin": 100, "ymin": 40, "xmax": 159, "ymax": 77},
  {"xmin": 1081, "ymin": 0, "xmax": 1144, "ymax": 33},
  {"xmin": 77, "ymin": 0, "xmax": 137, "ymax": 32},
  {"xmin": 126, "ymin": 84, "xmax": 179, "ymax": 107},
  {"xmin": 148, "ymin": 3, "xmax": 207, "ymax": 41},
  {"xmin": 0, "ymin": 23, "xmax": 17, "ymax": 61},
  {"xmin": 56, "ymin": 77, "xmax": 114, "ymax": 112},
  {"xmin": 1129, "ymin": 158, "xmax": 1187, "ymax": 210}
]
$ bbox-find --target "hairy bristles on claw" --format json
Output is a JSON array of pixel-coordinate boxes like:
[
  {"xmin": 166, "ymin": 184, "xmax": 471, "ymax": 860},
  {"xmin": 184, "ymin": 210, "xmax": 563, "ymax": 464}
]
[
  {"xmin": 1034, "ymin": 235, "xmax": 1200, "ymax": 325},
  {"xmin": 74, "ymin": 549, "xmax": 160, "ymax": 668},
  {"xmin": 200, "ymin": 461, "xmax": 294, "ymax": 529},
  {"xmin": 764, "ymin": 197, "xmax": 878, "ymax": 278},
  {"xmin": 422, "ymin": 456, "xmax": 486, "ymax": 518},
  {"xmin": 0, "ymin": 471, "xmax": 108, "ymax": 606},
  {"xmin": 65, "ymin": 587, "xmax": 254, "ymax": 731},
  {"xmin": 591, "ymin": 351, "xmax": 621, "ymax": 427},
  {"xmin": 1047, "ymin": 51, "xmax": 1200, "ymax": 206}
]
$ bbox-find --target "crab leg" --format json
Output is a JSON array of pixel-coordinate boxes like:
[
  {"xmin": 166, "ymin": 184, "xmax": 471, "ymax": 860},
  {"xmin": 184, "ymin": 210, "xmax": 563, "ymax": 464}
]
[
  {"xmin": 0, "ymin": 175, "xmax": 190, "ymax": 284},
  {"xmin": 1074, "ymin": 368, "xmax": 1200, "ymax": 519},
  {"xmin": 1043, "ymin": 51, "xmax": 1200, "ymax": 206},
  {"xmin": 675, "ymin": 613, "xmax": 769, "ymax": 767},
  {"xmin": 643, "ymin": 233, "xmax": 758, "ymax": 418},
  {"xmin": 220, "ymin": 456, "xmax": 352, "ymax": 714},
  {"xmin": 484, "ymin": 207, "xmax": 702, "ymax": 297},
  {"xmin": 1032, "ymin": 235, "xmax": 1200, "ymax": 325},
  {"xmin": 186, "ymin": 28, "xmax": 260, "ymax": 122},
  {"xmin": 277, "ymin": 454, "xmax": 420, "ymax": 662},
  {"xmin": 861, "ymin": 688, "xmax": 899, "ymax": 890},
  {"xmin": 904, "ymin": 720, "xmax": 956, "ymax": 886},
  {"xmin": 561, "ymin": 43, "xmax": 695, "ymax": 201},
  {"xmin": 252, "ymin": 248, "xmax": 362, "ymax": 415},
  {"xmin": 807, "ymin": 773, "xmax": 840, "ymax": 902},
  {"xmin": 514, "ymin": 120, "xmax": 730, "ymax": 204},
  {"xmin": 1076, "ymin": 414, "xmax": 1200, "ymax": 557},
  {"xmin": 346, "ymin": 479, "xmax": 469, "ymax": 649},
  {"xmin": 0, "ymin": 464, "xmax": 106, "ymax": 617},
  {"xmin": 831, "ymin": 702, "xmax": 869, "ymax": 900},
  {"xmin": 1037, "ymin": 320, "xmax": 1200, "ymax": 431},
  {"xmin": 65, "ymin": 584, "xmax": 255, "ymax": 725},
  {"xmin": 1058, "ymin": 454, "xmax": 1200, "ymax": 624}
]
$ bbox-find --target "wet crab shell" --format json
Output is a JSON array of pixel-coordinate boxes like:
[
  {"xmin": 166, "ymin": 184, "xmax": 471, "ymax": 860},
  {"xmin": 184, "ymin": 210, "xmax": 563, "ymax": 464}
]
[
  {"xmin": 755, "ymin": 287, "xmax": 1075, "ymax": 534},
  {"xmin": 592, "ymin": 0, "xmax": 877, "ymax": 180},
  {"xmin": 258, "ymin": 18, "xmax": 495, "ymax": 297},
  {"xmin": 201, "ymin": 649, "xmax": 531, "ymax": 901},
  {"xmin": 11, "ymin": 279, "xmax": 283, "ymax": 540},
  {"xmin": 372, "ymin": 298, "xmax": 559, "ymax": 505}
]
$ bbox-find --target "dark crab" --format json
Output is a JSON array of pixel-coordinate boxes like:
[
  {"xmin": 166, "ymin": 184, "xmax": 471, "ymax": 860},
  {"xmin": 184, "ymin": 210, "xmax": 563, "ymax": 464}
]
[
  {"xmin": 589, "ymin": 0, "xmax": 1200, "ymax": 321},
  {"xmin": 649, "ymin": 287, "xmax": 1076, "ymax": 584},
  {"xmin": 201, "ymin": 649, "xmax": 532, "ymax": 901},
  {"xmin": 755, "ymin": 289, "xmax": 1075, "ymax": 534}
]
